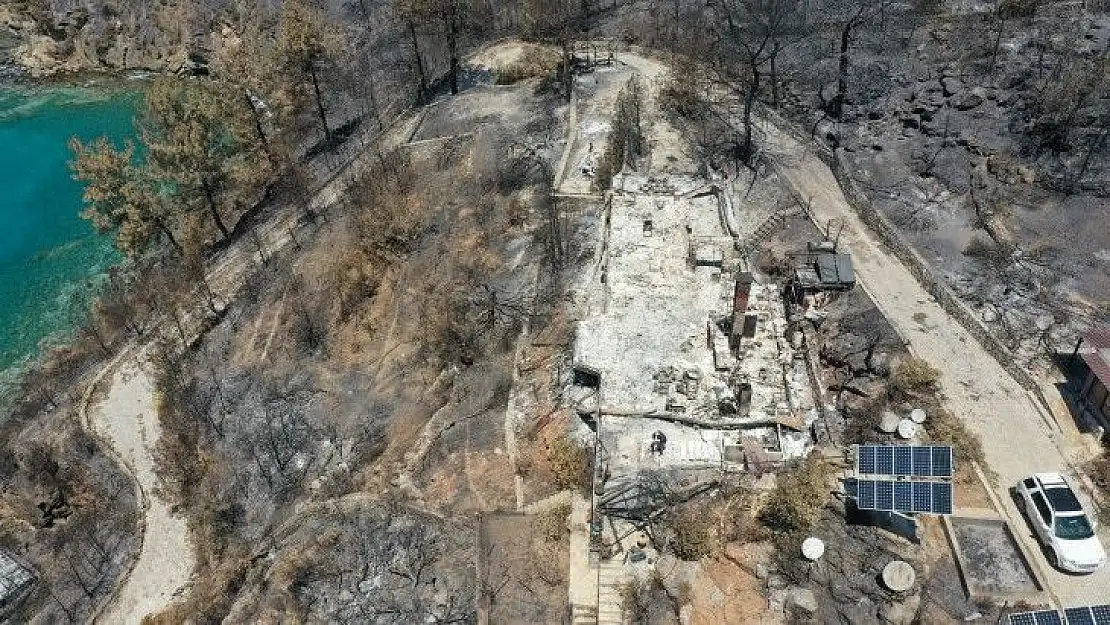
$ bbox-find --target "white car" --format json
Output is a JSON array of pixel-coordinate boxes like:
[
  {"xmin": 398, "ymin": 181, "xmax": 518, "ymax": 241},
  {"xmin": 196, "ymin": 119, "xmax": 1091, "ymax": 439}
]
[{"xmin": 1015, "ymin": 473, "xmax": 1106, "ymax": 573}]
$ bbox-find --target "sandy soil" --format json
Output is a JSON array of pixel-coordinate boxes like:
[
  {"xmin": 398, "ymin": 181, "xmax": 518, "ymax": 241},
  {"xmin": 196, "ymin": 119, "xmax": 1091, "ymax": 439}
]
[
  {"xmin": 88, "ymin": 359, "xmax": 194, "ymax": 624},
  {"xmin": 466, "ymin": 40, "xmax": 556, "ymax": 73}
]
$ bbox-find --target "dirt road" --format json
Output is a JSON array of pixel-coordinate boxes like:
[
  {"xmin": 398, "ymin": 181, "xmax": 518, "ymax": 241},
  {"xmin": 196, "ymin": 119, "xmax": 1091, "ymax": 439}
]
[
  {"xmin": 753, "ymin": 114, "xmax": 1110, "ymax": 605},
  {"xmin": 88, "ymin": 357, "xmax": 194, "ymax": 624}
]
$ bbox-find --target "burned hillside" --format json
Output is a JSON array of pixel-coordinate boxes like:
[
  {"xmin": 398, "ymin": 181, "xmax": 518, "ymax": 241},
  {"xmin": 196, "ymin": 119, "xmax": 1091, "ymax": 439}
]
[{"xmin": 148, "ymin": 73, "xmax": 565, "ymax": 621}]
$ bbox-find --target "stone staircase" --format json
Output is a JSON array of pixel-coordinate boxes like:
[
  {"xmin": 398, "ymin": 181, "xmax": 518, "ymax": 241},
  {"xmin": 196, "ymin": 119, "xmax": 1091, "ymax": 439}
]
[
  {"xmin": 738, "ymin": 203, "xmax": 806, "ymax": 258},
  {"xmin": 571, "ymin": 604, "xmax": 599, "ymax": 625},
  {"xmin": 569, "ymin": 559, "xmax": 629, "ymax": 625},
  {"xmin": 596, "ymin": 559, "xmax": 628, "ymax": 625}
]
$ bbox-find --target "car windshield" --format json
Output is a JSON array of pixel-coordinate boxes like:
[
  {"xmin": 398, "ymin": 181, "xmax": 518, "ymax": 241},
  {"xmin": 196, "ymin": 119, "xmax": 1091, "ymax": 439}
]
[{"xmin": 1055, "ymin": 515, "xmax": 1095, "ymax": 540}]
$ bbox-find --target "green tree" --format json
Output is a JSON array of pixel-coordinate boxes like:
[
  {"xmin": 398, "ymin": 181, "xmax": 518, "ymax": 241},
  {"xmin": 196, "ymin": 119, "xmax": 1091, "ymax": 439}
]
[
  {"xmin": 211, "ymin": 22, "xmax": 293, "ymax": 161},
  {"xmin": 279, "ymin": 0, "xmax": 342, "ymax": 139},
  {"xmin": 140, "ymin": 77, "xmax": 270, "ymax": 241},
  {"xmin": 69, "ymin": 137, "xmax": 181, "ymax": 257}
]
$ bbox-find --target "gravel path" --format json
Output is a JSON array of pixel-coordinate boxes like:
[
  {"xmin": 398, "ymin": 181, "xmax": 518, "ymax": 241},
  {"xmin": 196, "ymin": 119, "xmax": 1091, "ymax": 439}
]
[
  {"xmin": 89, "ymin": 359, "xmax": 194, "ymax": 624},
  {"xmin": 754, "ymin": 114, "xmax": 1110, "ymax": 605}
]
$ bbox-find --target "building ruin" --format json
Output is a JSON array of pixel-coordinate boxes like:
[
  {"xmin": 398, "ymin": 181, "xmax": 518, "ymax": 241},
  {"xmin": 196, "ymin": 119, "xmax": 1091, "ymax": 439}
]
[{"xmin": 570, "ymin": 172, "xmax": 824, "ymax": 550}]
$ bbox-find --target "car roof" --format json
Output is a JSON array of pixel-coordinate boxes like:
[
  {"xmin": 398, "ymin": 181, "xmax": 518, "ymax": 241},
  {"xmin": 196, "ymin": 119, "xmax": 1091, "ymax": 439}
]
[
  {"xmin": 1043, "ymin": 485, "xmax": 1084, "ymax": 513},
  {"xmin": 1034, "ymin": 472, "xmax": 1067, "ymax": 485}
]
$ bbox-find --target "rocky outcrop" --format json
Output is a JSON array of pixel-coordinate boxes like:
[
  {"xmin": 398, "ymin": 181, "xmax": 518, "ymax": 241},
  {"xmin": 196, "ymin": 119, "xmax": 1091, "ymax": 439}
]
[{"xmin": 1, "ymin": 1, "xmax": 201, "ymax": 76}]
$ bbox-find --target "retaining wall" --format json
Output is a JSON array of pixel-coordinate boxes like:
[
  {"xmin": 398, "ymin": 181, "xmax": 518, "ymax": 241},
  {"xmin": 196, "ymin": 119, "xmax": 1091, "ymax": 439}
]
[{"xmin": 758, "ymin": 108, "xmax": 1054, "ymax": 416}]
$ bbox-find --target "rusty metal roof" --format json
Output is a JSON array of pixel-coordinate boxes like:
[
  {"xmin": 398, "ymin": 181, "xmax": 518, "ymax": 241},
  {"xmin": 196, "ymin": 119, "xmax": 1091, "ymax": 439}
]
[
  {"xmin": 1082, "ymin": 326, "xmax": 1110, "ymax": 350},
  {"xmin": 1081, "ymin": 326, "xmax": 1110, "ymax": 387}
]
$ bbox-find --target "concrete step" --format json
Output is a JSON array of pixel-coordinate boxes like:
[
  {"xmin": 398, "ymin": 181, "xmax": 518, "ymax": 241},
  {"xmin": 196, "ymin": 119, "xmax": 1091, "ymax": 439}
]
[
  {"xmin": 572, "ymin": 604, "xmax": 598, "ymax": 625},
  {"xmin": 597, "ymin": 607, "xmax": 625, "ymax": 625}
]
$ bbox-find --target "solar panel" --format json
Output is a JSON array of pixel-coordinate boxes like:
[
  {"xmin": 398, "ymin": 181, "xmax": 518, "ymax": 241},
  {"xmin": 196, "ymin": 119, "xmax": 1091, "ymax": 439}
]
[
  {"xmin": 931, "ymin": 482, "xmax": 954, "ymax": 515},
  {"xmin": 930, "ymin": 445, "xmax": 953, "ymax": 477},
  {"xmin": 858, "ymin": 446, "xmax": 876, "ymax": 474},
  {"xmin": 875, "ymin": 446, "xmax": 894, "ymax": 475},
  {"xmin": 893, "ymin": 446, "xmax": 913, "ymax": 476},
  {"xmin": 1009, "ymin": 611, "xmax": 1063, "ymax": 625},
  {"xmin": 875, "ymin": 480, "xmax": 894, "ymax": 511},
  {"xmin": 912, "ymin": 481, "xmax": 932, "ymax": 511},
  {"xmin": 858, "ymin": 480, "xmax": 876, "ymax": 510},
  {"xmin": 1065, "ymin": 607, "xmax": 1096, "ymax": 625},
  {"xmin": 850, "ymin": 479, "xmax": 953, "ymax": 514},
  {"xmin": 893, "ymin": 481, "xmax": 913, "ymax": 511},
  {"xmin": 1091, "ymin": 605, "xmax": 1110, "ymax": 625},
  {"xmin": 857, "ymin": 445, "xmax": 954, "ymax": 477},
  {"xmin": 912, "ymin": 446, "xmax": 933, "ymax": 476}
]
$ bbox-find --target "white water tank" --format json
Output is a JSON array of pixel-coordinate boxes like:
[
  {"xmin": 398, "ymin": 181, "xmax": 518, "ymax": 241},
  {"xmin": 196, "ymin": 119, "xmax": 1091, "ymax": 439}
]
[
  {"xmin": 882, "ymin": 560, "xmax": 916, "ymax": 592},
  {"xmin": 801, "ymin": 537, "xmax": 825, "ymax": 561},
  {"xmin": 897, "ymin": 419, "xmax": 918, "ymax": 439}
]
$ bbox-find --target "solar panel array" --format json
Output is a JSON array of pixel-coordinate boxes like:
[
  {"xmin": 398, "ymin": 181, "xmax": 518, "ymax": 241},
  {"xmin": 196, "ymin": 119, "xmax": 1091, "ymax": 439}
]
[
  {"xmin": 1064, "ymin": 605, "xmax": 1110, "ymax": 625},
  {"xmin": 1009, "ymin": 611, "xmax": 1063, "ymax": 625},
  {"xmin": 856, "ymin": 444, "xmax": 953, "ymax": 477},
  {"xmin": 844, "ymin": 479, "xmax": 953, "ymax": 515},
  {"xmin": 1009, "ymin": 606, "xmax": 1110, "ymax": 625}
]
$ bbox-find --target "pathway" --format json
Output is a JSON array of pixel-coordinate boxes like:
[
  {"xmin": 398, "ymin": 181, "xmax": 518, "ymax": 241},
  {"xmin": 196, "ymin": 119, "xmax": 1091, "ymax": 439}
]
[
  {"xmin": 89, "ymin": 359, "xmax": 193, "ymax": 624},
  {"xmin": 83, "ymin": 106, "xmax": 428, "ymax": 622},
  {"xmin": 754, "ymin": 114, "xmax": 1110, "ymax": 606}
]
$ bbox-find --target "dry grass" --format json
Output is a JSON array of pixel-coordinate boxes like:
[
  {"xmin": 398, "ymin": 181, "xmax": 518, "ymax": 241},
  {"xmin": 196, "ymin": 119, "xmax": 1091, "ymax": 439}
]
[
  {"xmin": 496, "ymin": 47, "xmax": 562, "ymax": 85},
  {"xmin": 890, "ymin": 356, "xmax": 940, "ymax": 398},
  {"xmin": 532, "ymin": 501, "xmax": 571, "ymax": 543},
  {"xmin": 667, "ymin": 506, "xmax": 714, "ymax": 560},
  {"xmin": 545, "ymin": 435, "xmax": 592, "ymax": 493},
  {"xmin": 760, "ymin": 456, "xmax": 833, "ymax": 536}
]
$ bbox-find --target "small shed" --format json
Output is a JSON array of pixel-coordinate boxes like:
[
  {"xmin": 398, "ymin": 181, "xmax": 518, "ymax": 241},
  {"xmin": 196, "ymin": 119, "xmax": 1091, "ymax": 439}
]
[
  {"xmin": 791, "ymin": 251, "xmax": 856, "ymax": 293},
  {"xmin": 1074, "ymin": 326, "xmax": 1110, "ymax": 432}
]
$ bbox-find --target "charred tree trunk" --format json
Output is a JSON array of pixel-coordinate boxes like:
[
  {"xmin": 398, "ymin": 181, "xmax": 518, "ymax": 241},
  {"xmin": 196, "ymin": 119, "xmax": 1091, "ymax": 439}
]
[
  {"xmin": 244, "ymin": 89, "xmax": 272, "ymax": 158},
  {"xmin": 407, "ymin": 21, "xmax": 429, "ymax": 102},
  {"xmin": 308, "ymin": 62, "xmax": 331, "ymax": 139},
  {"xmin": 202, "ymin": 180, "xmax": 230, "ymax": 239},
  {"xmin": 447, "ymin": 4, "xmax": 460, "ymax": 96},
  {"xmin": 835, "ymin": 20, "xmax": 852, "ymax": 120},
  {"xmin": 743, "ymin": 66, "xmax": 760, "ymax": 162},
  {"xmin": 154, "ymin": 217, "xmax": 182, "ymax": 255},
  {"xmin": 1072, "ymin": 126, "xmax": 1108, "ymax": 191},
  {"xmin": 770, "ymin": 41, "xmax": 781, "ymax": 107}
]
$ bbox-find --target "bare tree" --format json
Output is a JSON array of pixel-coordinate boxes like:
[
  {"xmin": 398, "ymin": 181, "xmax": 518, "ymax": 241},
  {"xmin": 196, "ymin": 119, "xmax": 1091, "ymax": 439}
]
[
  {"xmin": 715, "ymin": 0, "xmax": 805, "ymax": 160},
  {"xmin": 824, "ymin": 0, "xmax": 892, "ymax": 121}
]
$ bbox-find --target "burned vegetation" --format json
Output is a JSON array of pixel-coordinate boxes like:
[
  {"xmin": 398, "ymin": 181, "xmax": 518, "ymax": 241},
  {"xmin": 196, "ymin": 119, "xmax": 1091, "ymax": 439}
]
[{"xmin": 147, "ymin": 73, "xmax": 564, "ymax": 621}]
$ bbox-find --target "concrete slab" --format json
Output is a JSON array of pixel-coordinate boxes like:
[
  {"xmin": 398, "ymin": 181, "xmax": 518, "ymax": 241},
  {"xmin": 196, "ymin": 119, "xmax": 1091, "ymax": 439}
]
[{"xmin": 944, "ymin": 516, "xmax": 1045, "ymax": 602}]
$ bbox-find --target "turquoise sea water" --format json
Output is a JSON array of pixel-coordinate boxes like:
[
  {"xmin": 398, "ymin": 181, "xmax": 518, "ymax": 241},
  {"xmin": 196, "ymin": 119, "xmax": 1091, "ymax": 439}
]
[{"xmin": 0, "ymin": 85, "xmax": 138, "ymax": 380}]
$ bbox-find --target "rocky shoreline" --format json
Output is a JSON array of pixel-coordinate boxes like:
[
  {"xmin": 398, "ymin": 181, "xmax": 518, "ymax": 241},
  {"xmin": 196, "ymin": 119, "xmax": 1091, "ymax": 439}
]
[{"xmin": 0, "ymin": 4, "xmax": 195, "ymax": 78}]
